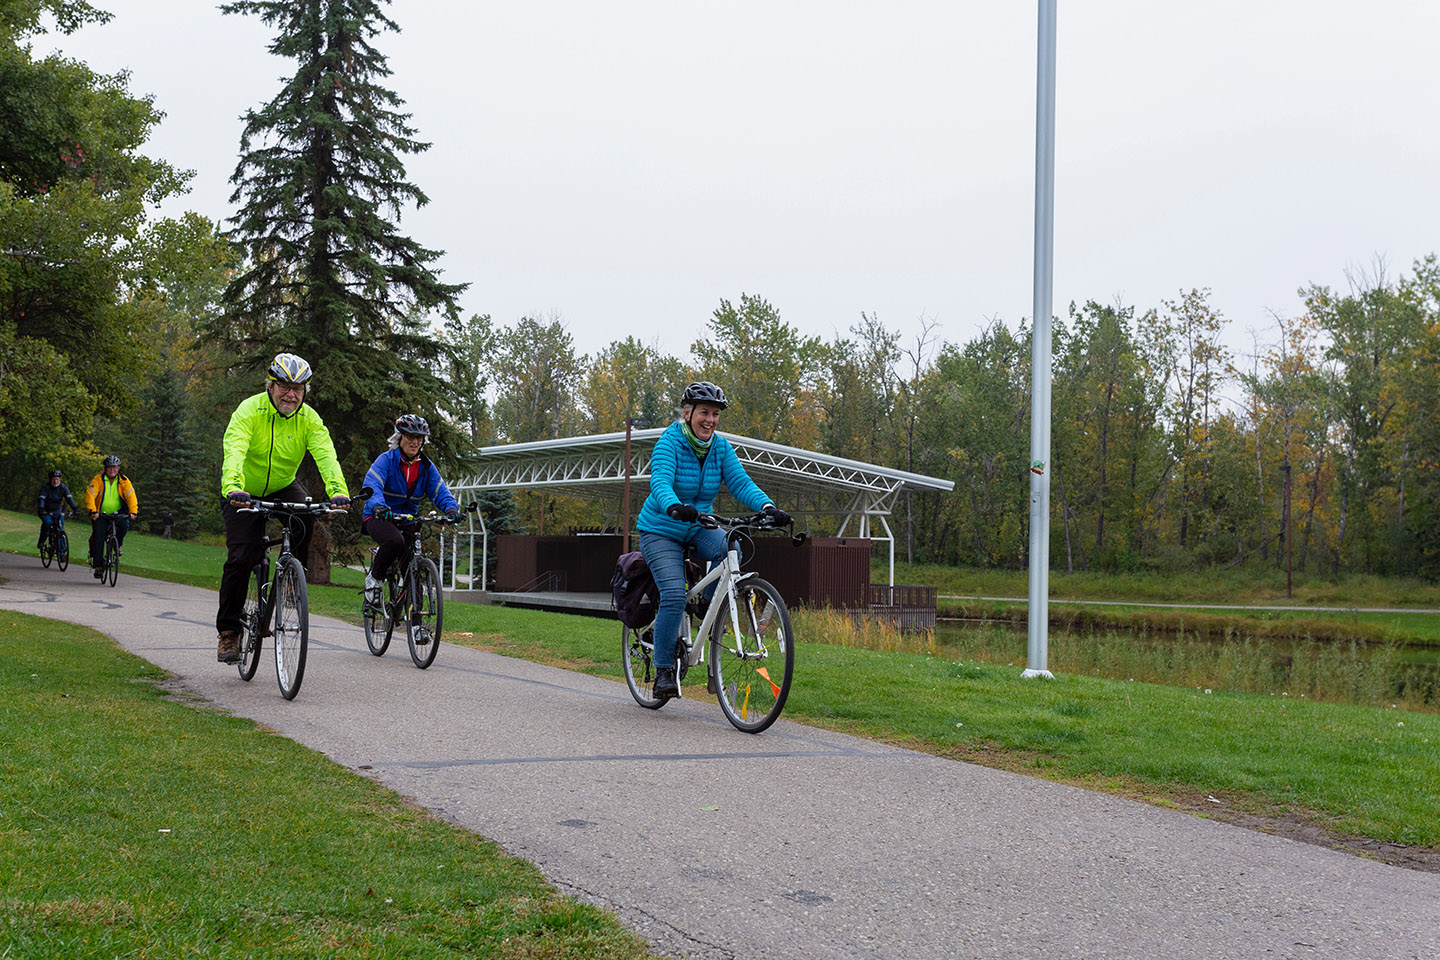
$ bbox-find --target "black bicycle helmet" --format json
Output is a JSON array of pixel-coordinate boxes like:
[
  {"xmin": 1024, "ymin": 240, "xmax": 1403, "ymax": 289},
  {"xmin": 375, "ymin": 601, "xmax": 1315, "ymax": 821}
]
[
  {"xmin": 102, "ymin": 455, "xmax": 121, "ymax": 467},
  {"xmin": 267, "ymin": 352, "xmax": 314, "ymax": 385},
  {"xmin": 681, "ymin": 381, "xmax": 728, "ymax": 410},
  {"xmin": 395, "ymin": 414, "xmax": 430, "ymax": 437},
  {"xmin": 49, "ymin": 468, "xmax": 62, "ymax": 479}
]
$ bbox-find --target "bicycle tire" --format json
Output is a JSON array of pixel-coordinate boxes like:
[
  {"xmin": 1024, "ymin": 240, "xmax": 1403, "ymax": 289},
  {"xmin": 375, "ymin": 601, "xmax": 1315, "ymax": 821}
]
[
  {"xmin": 621, "ymin": 621, "xmax": 668, "ymax": 709},
  {"xmin": 271, "ymin": 555, "xmax": 309, "ymax": 700},
  {"xmin": 39, "ymin": 532, "xmax": 52, "ymax": 568},
  {"xmin": 362, "ymin": 574, "xmax": 396, "ymax": 656},
  {"xmin": 104, "ymin": 536, "xmax": 119, "ymax": 587},
  {"xmin": 709, "ymin": 577, "xmax": 793, "ymax": 733},
  {"xmin": 56, "ymin": 531, "xmax": 69, "ymax": 572},
  {"xmin": 238, "ymin": 564, "xmax": 265, "ymax": 682},
  {"xmin": 406, "ymin": 557, "xmax": 442, "ymax": 669}
]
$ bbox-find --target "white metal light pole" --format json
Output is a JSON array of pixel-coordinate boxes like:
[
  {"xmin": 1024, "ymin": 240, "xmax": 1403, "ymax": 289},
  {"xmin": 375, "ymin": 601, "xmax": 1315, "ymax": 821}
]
[{"xmin": 1024, "ymin": 0, "xmax": 1057, "ymax": 679}]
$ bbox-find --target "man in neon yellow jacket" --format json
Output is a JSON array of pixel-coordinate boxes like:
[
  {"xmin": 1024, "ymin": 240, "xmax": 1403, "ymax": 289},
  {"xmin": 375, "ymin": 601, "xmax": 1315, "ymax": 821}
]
[{"xmin": 215, "ymin": 353, "xmax": 351, "ymax": 662}]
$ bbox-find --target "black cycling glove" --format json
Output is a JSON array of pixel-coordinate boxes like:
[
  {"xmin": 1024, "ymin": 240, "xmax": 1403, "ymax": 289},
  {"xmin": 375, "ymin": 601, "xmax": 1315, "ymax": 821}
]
[
  {"xmin": 762, "ymin": 504, "xmax": 792, "ymax": 526},
  {"xmin": 667, "ymin": 503, "xmax": 699, "ymax": 523}
]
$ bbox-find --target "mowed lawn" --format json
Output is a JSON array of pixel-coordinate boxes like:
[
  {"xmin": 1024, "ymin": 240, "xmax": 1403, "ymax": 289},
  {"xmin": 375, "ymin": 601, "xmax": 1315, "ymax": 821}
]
[
  {"xmin": 4, "ymin": 509, "xmax": 1439, "ymax": 856},
  {"xmin": 0, "ymin": 610, "xmax": 653, "ymax": 959}
]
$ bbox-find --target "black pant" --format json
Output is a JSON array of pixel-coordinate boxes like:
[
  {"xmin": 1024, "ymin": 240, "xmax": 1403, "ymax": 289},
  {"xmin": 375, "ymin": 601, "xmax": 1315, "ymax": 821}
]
[
  {"xmin": 90, "ymin": 515, "xmax": 130, "ymax": 565},
  {"xmin": 216, "ymin": 481, "xmax": 314, "ymax": 635},
  {"xmin": 363, "ymin": 517, "xmax": 405, "ymax": 579}
]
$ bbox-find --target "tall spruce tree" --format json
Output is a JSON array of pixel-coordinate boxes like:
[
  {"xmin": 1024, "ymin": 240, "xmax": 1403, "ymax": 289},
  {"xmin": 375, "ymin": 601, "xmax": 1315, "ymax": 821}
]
[
  {"xmin": 215, "ymin": 0, "xmax": 466, "ymax": 479},
  {"xmin": 135, "ymin": 370, "xmax": 208, "ymax": 539}
]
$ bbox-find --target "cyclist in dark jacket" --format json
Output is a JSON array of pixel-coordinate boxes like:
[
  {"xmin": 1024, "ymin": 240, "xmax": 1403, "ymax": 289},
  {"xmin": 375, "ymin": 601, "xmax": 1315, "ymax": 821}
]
[
  {"xmin": 37, "ymin": 469, "xmax": 79, "ymax": 549},
  {"xmin": 635, "ymin": 382, "xmax": 791, "ymax": 700}
]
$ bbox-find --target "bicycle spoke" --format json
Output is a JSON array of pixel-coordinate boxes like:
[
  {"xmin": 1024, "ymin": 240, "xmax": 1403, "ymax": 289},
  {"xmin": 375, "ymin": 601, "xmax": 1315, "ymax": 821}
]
[
  {"xmin": 710, "ymin": 578, "xmax": 793, "ymax": 733},
  {"xmin": 272, "ymin": 557, "xmax": 309, "ymax": 700},
  {"xmin": 622, "ymin": 622, "xmax": 666, "ymax": 709}
]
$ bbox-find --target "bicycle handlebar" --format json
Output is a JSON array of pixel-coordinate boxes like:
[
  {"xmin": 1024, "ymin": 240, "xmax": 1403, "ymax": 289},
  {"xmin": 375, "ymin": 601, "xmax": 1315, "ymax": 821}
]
[
  {"xmin": 386, "ymin": 511, "xmax": 464, "ymax": 526},
  {"xmin": 696, "ymin": 512, "xmax": 784, "ymax": 531},
  {"xmin": 226, "ymin": 497, "xmax": 348, "ymax": 517}
]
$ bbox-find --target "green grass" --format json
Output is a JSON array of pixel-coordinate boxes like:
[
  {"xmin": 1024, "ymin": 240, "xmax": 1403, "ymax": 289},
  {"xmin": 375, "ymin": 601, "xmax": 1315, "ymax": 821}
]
[
  {"xmin": 6, "ymin": 508, "xmax": 1439, "ymax": 853},
  {"xmin": 0, "ymin": 509, "xmax": 362, "ymax": 591},
  {"xmin": 0, "ymin": 610, "xmax": 653, "ymax": 959}
]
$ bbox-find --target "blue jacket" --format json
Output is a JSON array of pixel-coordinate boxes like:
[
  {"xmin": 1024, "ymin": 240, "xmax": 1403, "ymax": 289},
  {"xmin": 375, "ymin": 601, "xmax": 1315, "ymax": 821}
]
[
  {"xmin": 636, "ymin": 423, "xmax": 771, "ymax": 540},
  {"xmin": 362, "ymin": 449, "xmax": 458, "ymax": 519}
]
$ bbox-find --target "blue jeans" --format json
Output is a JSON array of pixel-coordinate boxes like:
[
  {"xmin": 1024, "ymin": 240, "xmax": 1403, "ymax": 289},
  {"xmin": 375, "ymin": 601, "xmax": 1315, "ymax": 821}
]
[
  {"xmin": 638, "ymin": 527, "xmax": 727, "ymax": 669},
  {"xmin": 39, "ymin": 512, "xmax": 65, "ymax": 542}
]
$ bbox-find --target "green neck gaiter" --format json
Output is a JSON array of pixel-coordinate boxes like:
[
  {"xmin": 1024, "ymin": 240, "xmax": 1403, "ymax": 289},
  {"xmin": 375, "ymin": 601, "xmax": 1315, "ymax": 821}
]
[{"xmin": 680, "ymin": 420, "xmax": 711, "ymax": 462}]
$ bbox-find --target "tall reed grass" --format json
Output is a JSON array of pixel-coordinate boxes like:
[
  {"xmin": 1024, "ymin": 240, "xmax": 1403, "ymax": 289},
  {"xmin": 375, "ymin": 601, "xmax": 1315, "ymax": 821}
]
[{"xmin": 795, "ymin": 608, "xmax": 1439, "ymax": 712}]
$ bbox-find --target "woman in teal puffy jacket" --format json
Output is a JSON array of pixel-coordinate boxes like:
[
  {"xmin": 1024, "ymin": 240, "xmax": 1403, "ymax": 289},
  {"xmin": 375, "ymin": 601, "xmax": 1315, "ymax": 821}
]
[{"xmin": 635, "ymin": 382, "xmax": 791, "ymax": 700}]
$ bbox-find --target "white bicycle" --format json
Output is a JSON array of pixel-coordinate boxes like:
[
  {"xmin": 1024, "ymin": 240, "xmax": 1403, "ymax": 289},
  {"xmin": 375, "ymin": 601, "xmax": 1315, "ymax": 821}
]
[{"xmin": 621, "ymin": 512, "xmax": 801, "ymax": 734}]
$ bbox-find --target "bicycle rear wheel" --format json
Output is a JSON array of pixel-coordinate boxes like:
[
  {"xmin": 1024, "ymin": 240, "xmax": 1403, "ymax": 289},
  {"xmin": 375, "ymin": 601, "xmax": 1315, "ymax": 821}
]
[
  {"xmin": 39, "ymin": 533, "xmax": 52, "ymax": 568},
  {"xmin": 56, "ymin": 531, "xmax": 69, "ymax": 572},
  {"xmin": 104, "ymin": 536, "xmax": 119, "ymax": 587},
  {"xmin": 271, "ymin": 555, "xmax": 309, "ymax": 700},
  {"xmin": 621, "ymin": 621, "xmax": 668, "ymax": 709},
  {"xmin": 362, "ymin": 574, "xmax": 397, "ymax": 656},
  {"xmin": 709, "ymin": 577, "xmax": 793, "ymax": 733},
  {"xmin": 238, "ymin": 564, "xmax": 265, "ymax": 682},
  {"xmin": 406, "ymin": 557, "xmax": 442, "ymax": 669}
]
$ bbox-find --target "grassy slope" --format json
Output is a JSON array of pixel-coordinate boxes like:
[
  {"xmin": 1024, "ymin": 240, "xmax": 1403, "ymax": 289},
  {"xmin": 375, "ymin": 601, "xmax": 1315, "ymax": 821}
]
[{"xmin": 0, "ymin": 610, "xmax": 651, "ymax": 959}]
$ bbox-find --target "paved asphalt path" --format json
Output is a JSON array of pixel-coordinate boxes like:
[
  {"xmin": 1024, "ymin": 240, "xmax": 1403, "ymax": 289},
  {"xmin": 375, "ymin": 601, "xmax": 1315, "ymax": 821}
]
[{"xmin": 3, "ymin": 552, "xmax": 1437, "ymax": 960}]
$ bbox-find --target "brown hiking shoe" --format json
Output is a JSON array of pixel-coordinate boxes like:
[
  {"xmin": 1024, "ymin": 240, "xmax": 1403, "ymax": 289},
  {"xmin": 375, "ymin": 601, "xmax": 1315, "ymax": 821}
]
[{"xmin": 216, "ymin": 630, "xmax": 241, "ymax": 663}]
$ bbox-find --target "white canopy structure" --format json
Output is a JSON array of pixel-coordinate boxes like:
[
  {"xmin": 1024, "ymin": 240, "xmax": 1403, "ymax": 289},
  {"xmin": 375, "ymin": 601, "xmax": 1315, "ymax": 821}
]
[{"xmin": 446, "ymin": 428, "xmax": 954, "ymax": 590}]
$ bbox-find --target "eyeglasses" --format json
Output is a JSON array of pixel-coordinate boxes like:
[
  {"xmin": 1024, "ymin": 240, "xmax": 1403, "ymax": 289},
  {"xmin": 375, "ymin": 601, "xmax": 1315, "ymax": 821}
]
[{"xmin": 273, "ymin": 383, "xmax": 305, "ymax": 397}]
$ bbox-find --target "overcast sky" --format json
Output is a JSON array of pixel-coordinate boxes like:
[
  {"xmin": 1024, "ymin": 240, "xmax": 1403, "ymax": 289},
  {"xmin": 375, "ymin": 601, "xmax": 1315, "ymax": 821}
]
[{"xmin": 41, "ymin": 1, "xmax": 1440, "ymax": 367}]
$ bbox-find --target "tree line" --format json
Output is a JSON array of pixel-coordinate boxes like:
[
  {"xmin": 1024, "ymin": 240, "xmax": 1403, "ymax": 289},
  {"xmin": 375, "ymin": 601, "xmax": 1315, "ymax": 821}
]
[{"xmin": 4, "ymin": 1, "xmax": 1437, "ymax": 579}]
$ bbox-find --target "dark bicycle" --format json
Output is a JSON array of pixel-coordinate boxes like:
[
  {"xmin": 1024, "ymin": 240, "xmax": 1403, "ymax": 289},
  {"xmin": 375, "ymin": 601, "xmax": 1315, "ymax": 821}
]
[
  {"xmin": 363, "ymin": 503, "xmax": 475, "ymax": 669},
  {"xmin": 621, "ymin": 513, "xmax": 803, "ymax": 734},
  {"xmin": 38, "ymin": 513, "xmax": 72, "ymax": 572},
  {"xmin": 232, "ymin": 498, "xmax": 346, "ymax": 700},
  {"xmin": 92, "ymin": 511, "xmax": 129, "ymax": 587}
]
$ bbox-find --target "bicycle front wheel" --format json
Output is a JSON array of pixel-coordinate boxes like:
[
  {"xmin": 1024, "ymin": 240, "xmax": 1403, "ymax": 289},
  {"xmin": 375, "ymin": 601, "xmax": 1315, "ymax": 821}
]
[
  {"xmin": 709, "ymin": 577, "xmax": 793, "ymax": 733},
  {"xmin": 271, "ymin": 556, "xmax": 309, "ymax": 700},
  {"xmin": 363, "ymin": 574, "xmax": 397, "ymax": 656},
  {"xmin": 621, "ymin": 621, "xmax": 668, "ymax": 709},
  {"xmin": 238, "ymin": 564, "xmax": 265, "ymax": 682},
  {"xmin": 39, "ymin": 533, "xmax": 52, "ymax": 568},
  {"xmin": 406, "ymin": 558, "xmax": 442, "ymax": 669},
  {"xmin": 56, "ymin": 531, "xmax": 69, "ymax": 572},
  {"xmin": 104, "ymin": 537, "xmax": 119, "ymax": 587}
]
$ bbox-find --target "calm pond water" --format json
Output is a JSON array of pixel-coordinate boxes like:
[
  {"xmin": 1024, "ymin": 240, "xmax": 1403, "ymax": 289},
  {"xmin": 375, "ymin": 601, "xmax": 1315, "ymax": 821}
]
[{"xmin": 930, "ymin": 619, "xmax": 1440, "ymax": 709}]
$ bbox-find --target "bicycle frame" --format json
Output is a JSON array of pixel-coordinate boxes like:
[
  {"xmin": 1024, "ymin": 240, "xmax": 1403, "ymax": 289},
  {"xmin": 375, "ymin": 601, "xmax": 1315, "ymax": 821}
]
[{"xmin": 652, "ymin": 533, "xmax": 761, "ymax": 672}]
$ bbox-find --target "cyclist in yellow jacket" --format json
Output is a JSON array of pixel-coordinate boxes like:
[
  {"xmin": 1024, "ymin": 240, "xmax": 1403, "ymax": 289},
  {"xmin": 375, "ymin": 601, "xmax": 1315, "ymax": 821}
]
[
  {"xmin": 215, "ymin": 353, "xmax": 351, "ymax": 662},
  {"xmin": 83, "ymin": 455, "xmax": 139, "ymax": 578}
]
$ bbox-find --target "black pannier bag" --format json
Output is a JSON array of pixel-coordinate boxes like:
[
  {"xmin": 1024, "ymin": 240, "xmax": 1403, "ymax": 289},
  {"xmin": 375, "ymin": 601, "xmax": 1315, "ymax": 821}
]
[{"xmin": 611, "ymin": 551, "xmax": 659, "ymax": 629}]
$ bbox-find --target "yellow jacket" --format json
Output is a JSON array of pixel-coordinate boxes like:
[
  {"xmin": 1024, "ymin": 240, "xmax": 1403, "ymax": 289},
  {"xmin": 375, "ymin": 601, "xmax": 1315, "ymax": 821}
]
[{"xmin": 84, "ymin": 473, "xmax": 139, "ymax": 515}]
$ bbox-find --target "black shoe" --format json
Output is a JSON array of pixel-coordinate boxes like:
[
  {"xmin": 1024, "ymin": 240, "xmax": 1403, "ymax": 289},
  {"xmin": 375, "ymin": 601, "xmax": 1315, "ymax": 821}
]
[
  {"xmin": 653, "ymin": 666, "xmax": 679, "ymax": 700},
  {"xmin": 93, "ymin": 567, "xmax": 103, "ymax": 579}
]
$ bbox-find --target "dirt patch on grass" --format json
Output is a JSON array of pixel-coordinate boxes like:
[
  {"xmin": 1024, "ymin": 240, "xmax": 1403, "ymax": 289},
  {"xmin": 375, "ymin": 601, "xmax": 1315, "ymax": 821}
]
[{"xmin": 883, "ymin": 735, "xmax": 1440, "ymax": 874}]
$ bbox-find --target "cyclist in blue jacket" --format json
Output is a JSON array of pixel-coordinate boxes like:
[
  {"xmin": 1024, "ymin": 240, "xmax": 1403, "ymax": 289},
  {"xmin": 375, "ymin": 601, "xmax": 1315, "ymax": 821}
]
[
  {"xmin": 361, "ymin": 414, "xmax": 459, "ymax": 608},
  {"xmin": 635, "ymin": 381, "xmax": 791, "ymax": 700}
]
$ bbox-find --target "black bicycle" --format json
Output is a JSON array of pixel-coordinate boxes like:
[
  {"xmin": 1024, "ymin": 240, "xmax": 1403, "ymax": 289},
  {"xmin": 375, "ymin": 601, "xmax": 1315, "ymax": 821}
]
[
  {"xmin": 38, "ymin": 513, "xmax": 72, "ymax": 572},
  {"xmin": 363, "ymin": 504, "xmax": 474, "ymax": 668},
  {"xmin": 622, "ymin": 513, "xmax": 802, "ymax": 733},
  {"xmin": 92, "ymin": 511, "xmax": 128, "ymax": 587},
  {"xmin": 233, "ymin": 498, "xmax": 346, "ymax": 700}
]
